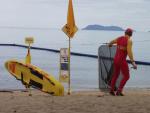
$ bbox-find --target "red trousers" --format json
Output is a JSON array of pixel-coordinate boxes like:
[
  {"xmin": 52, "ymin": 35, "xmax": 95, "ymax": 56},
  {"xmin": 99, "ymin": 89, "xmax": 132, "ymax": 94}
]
[{"xmin": 110, "ymin": 59, "xmax": 130, "ymax": 92}]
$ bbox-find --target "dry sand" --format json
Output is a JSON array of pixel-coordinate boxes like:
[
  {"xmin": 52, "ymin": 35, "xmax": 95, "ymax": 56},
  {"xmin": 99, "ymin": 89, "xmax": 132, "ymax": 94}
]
[{"xmin": 0, "ymin": 88, "xmax": 150, "ymax": 113}]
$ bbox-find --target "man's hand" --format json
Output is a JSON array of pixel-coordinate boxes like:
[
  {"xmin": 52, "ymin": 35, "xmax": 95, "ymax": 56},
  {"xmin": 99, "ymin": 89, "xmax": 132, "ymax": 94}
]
[
  {"xmin": 108, "ymin": 43, "xmax": 112, "ymax": 47},
  {"xmin": 132, "ymin": 61, "xmax": 137, "ymax": 69}
]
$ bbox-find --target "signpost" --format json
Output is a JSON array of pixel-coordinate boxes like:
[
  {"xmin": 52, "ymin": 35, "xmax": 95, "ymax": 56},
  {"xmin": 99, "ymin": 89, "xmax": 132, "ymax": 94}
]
[
  {"xmin": 25, "ymin": 37, "xmax": 34, "ymax": 96},
  {"xmin": 25, "ymin": 37, "xmax": 34, "ymax": 64},
  {"xmin": 62, "ymin": 0, "xmax": 78, "ymax": 95}
]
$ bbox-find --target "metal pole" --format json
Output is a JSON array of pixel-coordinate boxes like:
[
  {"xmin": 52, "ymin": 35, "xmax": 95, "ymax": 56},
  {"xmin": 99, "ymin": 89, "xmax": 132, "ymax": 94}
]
[
  {"xmin": 28, "ymin": 44, "xmax": 30, "ymax": 58},
  {"xmin": 29, "ymin": 43, "xmax": 30, "ymax": 52},
  {"xmin": 68, "ymin": 37, "xmax": 71, "ymax": 95}
]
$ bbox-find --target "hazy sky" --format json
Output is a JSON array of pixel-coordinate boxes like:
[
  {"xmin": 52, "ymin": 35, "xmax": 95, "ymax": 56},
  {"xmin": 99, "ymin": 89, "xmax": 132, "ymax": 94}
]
[{"xmin": 0, "ymin": 0, "xmax": 150, "ymax": 31}]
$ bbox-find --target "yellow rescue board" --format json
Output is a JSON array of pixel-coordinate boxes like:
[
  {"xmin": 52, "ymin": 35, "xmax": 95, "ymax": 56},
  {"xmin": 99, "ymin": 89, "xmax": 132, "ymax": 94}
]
[{"xmin": 5, "ymin": 60, "xmax": 64, "ymax": 96}]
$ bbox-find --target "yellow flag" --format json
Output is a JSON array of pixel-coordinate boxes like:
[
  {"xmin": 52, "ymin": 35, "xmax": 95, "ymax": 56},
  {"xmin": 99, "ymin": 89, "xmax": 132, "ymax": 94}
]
[{"xmin": 62, "ymin": 0, "xmax": 78, "ymax": 38}]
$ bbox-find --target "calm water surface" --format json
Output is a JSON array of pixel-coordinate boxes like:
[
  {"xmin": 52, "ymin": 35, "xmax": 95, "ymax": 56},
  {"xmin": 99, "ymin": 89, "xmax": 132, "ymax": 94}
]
[{"xmin": 0, "ymin": 28, "xmax": 150, "ymax": 90}]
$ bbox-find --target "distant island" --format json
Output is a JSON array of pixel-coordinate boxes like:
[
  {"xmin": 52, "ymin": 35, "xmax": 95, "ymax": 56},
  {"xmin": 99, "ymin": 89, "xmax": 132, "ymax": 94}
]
[{"xmin": 82, "ymin": 25, "xmax": 124, "ymax": 31}]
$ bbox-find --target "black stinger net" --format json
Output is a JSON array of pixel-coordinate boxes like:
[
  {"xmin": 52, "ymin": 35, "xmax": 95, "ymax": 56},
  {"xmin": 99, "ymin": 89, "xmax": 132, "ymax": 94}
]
[{"xmin": 98, "ymin": 45, "xmax": 118, "ymax": 91}]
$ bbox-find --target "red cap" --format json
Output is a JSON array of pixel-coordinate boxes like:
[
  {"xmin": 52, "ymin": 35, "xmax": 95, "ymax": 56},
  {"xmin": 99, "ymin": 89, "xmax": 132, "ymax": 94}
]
[{"xmin": 125, "ymin": 28, "xmax": 133, "ymax": 36}]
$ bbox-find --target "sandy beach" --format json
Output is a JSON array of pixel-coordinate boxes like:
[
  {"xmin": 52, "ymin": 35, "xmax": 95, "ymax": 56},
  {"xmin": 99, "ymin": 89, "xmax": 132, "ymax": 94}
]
[{"xmin": 0, "ymin": 88, "xmax": 150, "ymax": 113}]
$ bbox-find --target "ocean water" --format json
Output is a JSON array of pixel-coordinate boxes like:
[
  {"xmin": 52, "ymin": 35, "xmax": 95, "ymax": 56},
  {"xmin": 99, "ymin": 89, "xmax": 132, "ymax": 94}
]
[{"xmin": 0, "ymin": 28, "xmax": 150, "ymax": 90}]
